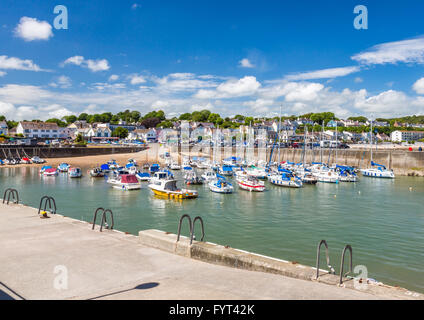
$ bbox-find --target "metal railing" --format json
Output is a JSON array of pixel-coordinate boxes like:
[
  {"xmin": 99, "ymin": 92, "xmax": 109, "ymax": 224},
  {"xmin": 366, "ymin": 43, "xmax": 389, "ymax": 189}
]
[
  {"xmin": 315, "ymin": 240, "xmax": 335, "ymax": 279},
  {"xmin": 92, "ymin": 208, "xmax": 114, "ymax": 232},
  {"xmin": 38, "ymin": 196, "xmax": 57, "ymax": 215},
  {"xmin": 2, "ymin": 188, "xmax": 19, "ymax": 205},
  {"xmin": 176, "ymin": 214, "xmax": 205, "ymax": 245},
  {"xmin": 339, "ymin": 245, "xmax": 353, "ymax": 285}
]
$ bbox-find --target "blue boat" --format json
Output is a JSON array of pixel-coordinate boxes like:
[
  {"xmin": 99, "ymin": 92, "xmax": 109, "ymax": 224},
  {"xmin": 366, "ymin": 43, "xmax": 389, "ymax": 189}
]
[
  {"xmin": 208, "ymin": 174, "xmax": 234, "ymax": 194},
  {"xmin": 218, "ymin": 165, "xmax": 233, "ymax": 176},
  {"xmin": 57, "ymin": 163, "xmax": 70, "ymax": 172},
  {"xmin": 149, "ymin": 164, "xmax": 160, "ymax": 174}
]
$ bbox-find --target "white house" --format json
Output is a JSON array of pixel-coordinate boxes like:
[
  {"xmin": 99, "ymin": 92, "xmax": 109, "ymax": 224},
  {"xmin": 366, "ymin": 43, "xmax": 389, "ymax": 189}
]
[
  {"xmin": 391, "ymin": 130, "xmax": 424, "ymax": 142},
  {"xmin": 17, "ymin": 122, "xmax": 61, "ymax": 139}
]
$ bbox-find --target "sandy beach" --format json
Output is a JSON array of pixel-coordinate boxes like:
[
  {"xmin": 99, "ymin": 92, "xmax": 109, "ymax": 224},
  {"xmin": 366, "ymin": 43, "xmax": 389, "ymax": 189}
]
[{"xmin": 0, "ymin": 145, "xmax": 165, "ymax": 169}]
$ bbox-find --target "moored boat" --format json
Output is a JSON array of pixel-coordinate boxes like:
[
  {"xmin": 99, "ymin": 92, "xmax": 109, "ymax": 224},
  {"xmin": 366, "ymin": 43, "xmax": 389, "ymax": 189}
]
[
  {"xmin": 148, "ymin": 177, "xmax": 198, "ymax": 199},
  {"xmin": 58, "ymin": 163, "xmax": 70, "ymax": 172},
  {"xmin": 107, "ymin": 174, "xmax": 141, "ymax": 191},
  {"xmin": 201, "ymin": 169, "xmax": 217, "ymax": 182},
  {"xmin": 268, "ymin": 170, "xmax": 303, "ymax": 188},
  {"xmin": 236, "ymin": 173, "xmax": 266, "ymax": 192},
  {"xmin": 68, "ymin": 167, "xmax": 82, "ymax": 178},
  {"xmin": 208, "ymin": 176, "xmax": 234, "ymax": 194},
  {"xmin": 43, "ymin": 168, "xmax": 58, "ymax": 176},
  {"xmin": 361, "ymin": 162, "xmax": 395, "ymax": 179},
  {"xmin": 90, "ymin": 167, "xmax": 105, "ymax": 177}
]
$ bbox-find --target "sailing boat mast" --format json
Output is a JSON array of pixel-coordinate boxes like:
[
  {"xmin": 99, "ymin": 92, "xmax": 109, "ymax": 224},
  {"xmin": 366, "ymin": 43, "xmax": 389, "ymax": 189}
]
[
  {"xmin": 335, "ymin": 118, "xmax": 338, "ymax": 165},
  {"xmin": 370, "ymin": 117, "xmax": 373, "ymax": 164},
  {"xmin": 278, "ymin": 105, "xmax": 282, "ymax": 164},
  {"xmin": 320, "ymin": 120, "xmax": 323, "ymax": 163}
]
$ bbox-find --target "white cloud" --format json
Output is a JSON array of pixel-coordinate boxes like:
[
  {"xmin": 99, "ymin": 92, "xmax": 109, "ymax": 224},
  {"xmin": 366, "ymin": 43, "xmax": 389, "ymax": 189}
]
[
  {"xmin": 63, "ymin": 56, "xmax": 110, "ymax": 72},
  {"xmin": 413, "ymin": 77, "xmax": 424, "ymax": 95},
  {"xmin": 0, "ymin": 55, "xmax": 43, "ymax": 72},
  {"xmin": 243, "ymin": 99, "xmax": 274, "ymax": 113},
  {"xmin": 352, "ymin": 36, "xmax": 424, "ymax": 65},
  {"xmin": 282, "ymin": 82, "xmax": 324, "ymax": 102},
  {"xmin": 108, "ymin": 74, "xmax": 119, "ymax": 82},
  {"xmin": 128, "ymin": 74, "xmax": 146, "ymax": 85},
  {"xmin": 50, "ymin": 75, "xmax": 72, "ymax": 89},
  {"xmin": 0, "ymin": 71, "xmax": 6, "ymax": 77},
  {"xmin": 195, "ymin": 76, "xmax": 260, "ymax": 99},
  {"xmin": 285, "ymin": 66, "xmax": 360, "ymax": 81},
  {"xmin": 14, "ymin": 17, "xmax": 53, "ymax": 41},
  {"xmin": 132, "ymin": 3, "xmax": 141, "ymax": 10},
  {"xmin": 239, "ymin": 58, "xmax": 255, "ymax": 68},
  {"xmin": 354, "ymin": 77, "xmax": 363, "ymax": 83}
]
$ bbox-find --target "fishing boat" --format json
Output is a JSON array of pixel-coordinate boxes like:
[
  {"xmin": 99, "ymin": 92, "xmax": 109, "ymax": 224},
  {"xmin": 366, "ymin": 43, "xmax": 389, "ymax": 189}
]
[
  {"xmin": 208, "ymin": 176, "xmax": 234, "ymax": 194},
  {"xmin": 201, "ymin": 169, "xmax": 217, "ymax": 182},
  {"xmin": 236, "ymin": 173, "xmax": 266, "ymax": 192},
  {"xmin": 57, "ymin": 163, "xmax": 70, "ymax": 172},
  {"xmin": 361, "ymin": 162, "xmax": 395, "ymax": 179},
  {"xmin": 268, "ymin": 170, "xmax": 303, "ymax": 188},
  {"xmin": 43, "ymin": 168, "xmax": 58, "ymax": 176},
  {"xmin": 218, "ymin": 165, "xmax": 233, "ymax": 177},
  {"xmin": 90, "ymin": 167, "xmax": 104, "ymax": 177},
  {"xmin": 148, "ymin": 176, "xmax": 198, "ymax": 199},
  {"xmin": 68, "ymin": 167, "xmax": 82, "ymax": 178},
  {"xmin": 184, "ymin": 170, "xmax": 203, "ymax": 185},
  {"xmin": 107, "ymin": 174, "xmax": 142, "ymax": 191}
]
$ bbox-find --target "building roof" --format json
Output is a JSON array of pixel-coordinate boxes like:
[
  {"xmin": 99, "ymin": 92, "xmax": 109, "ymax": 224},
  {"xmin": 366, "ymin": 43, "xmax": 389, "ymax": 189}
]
[{"xmin": 20, "ymin": 122, "xmax": 60, "ymax": 130}]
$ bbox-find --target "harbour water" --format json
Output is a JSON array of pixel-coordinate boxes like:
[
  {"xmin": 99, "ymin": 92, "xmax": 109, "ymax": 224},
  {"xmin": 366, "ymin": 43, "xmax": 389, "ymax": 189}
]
[{"xmin": 1, "ymin": 166, "xmax": 423, "ymax": 293}]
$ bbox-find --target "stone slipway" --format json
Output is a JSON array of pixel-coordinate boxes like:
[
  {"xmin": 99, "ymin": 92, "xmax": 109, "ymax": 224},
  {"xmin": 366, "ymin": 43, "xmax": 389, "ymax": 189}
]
[{"xmin": 0, "ymin": 202, "xmax": 421, "ymax": 300}]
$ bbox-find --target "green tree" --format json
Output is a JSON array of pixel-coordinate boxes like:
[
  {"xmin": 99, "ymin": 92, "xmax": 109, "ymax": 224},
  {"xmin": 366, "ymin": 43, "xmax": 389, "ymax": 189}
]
[
  {"xmin": 78, "ymin": 113, "xmax": 89, "ymax": 121},
  {"xmin": 63, "ymin": 115, "xmax": 77, "ymax": 124},
  {"xmin": 179, "ymin": 113, "xmax": 191, "ymax": 121},
  {"xmin": 112, "ymin": 127, "xmax": 129, "ymax": 139},
  {"xmin": 46, "ymin": 118, "xmax": 67, "ymax": 127}
]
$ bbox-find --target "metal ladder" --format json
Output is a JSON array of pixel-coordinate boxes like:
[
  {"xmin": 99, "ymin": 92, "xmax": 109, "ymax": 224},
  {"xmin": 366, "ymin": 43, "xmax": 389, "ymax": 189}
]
[
  {"xmin": 315, "ymin": 240, "xmax": 353, "ymax": 285},
  {"xmin": 92, "ymin": 208, "xmax": 114, "ymax": 232},
  {"xmin": 2, "ymin": 188, "xmax": 19, "ymax": 205},
  {"xmin": 38, "ymin": 196, "xmax": 57, "ymax": 215},
  {"xmin": 177, "ymin": 214, "xmax": 205, "ymax": 245}
]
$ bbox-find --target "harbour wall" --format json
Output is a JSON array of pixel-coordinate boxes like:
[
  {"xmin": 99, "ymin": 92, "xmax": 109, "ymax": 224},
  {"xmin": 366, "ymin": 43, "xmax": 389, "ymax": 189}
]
[
  {"xmin": 0, "ymin": 146, "xmax": 147, "ymax": 159},
  {"xmin": 169, "ymin": 146, "xmax": 424, "ymax": 176}
]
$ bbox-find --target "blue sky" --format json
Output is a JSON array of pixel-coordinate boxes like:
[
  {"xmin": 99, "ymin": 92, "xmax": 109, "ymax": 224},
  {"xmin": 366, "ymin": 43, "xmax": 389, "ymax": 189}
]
[{"xmin": 1, "ymin": 0, "xmax": 424, "ymax": 120}]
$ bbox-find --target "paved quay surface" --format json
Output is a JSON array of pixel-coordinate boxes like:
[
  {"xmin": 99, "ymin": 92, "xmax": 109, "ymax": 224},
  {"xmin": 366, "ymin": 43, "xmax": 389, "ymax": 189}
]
[{"xmin": 0, "ymin": 202, "xmax": 419, "ymax": 300}]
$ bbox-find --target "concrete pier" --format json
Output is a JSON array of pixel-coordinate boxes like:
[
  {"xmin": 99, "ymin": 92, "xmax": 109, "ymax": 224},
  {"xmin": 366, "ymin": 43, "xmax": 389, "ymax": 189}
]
[{"xmin": 0, "ymin": 202, "xmax": 421, "ymax": 300}]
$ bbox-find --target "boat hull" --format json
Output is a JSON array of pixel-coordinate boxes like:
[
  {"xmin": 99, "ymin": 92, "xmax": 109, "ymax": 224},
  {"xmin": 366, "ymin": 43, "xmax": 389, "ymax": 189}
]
[{"xmin": 149, "ymin": 186, "xmax": 198, "ymax": 199}]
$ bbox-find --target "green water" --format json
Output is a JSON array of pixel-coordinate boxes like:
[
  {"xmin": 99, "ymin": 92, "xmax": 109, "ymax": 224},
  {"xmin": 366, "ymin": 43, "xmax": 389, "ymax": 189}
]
[{"xmin": 1, "ymin": 166, "xmax": 423, "ymax": 293}]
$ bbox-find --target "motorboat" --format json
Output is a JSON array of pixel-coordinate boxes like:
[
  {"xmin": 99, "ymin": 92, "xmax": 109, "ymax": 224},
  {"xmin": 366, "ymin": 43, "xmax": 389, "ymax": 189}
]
[
  {"xmin": 361, "ymin": 162, "xmax": 395, "ymax": 179},
  {"xmin": 107, "ymin": 159, "xmax": 119, "ymax": 170},
  {"xmin": 222, "ymin": 157, "xmax": 241, "ymax": 166},
  {"xmin": 245, "ymin": 166, "xmax": 268, "ymax": 179},
  {"xmin": 236, "ymin": 173, "xmax": 266, "ymax": 192},
  {"xmin": 170, "ymin": 162, "xmax": 181, "ymax": 170},
  {"xmin": 208, "ymin": 177, "xmax": 234, "ymax": 194},
  {"xmin": 39, "ymin": 165, "xmax": 53, "ymax": 174},
  {"xmin": 218, "ymin": 165, "xmax": 233, "ymax": 177},
  {"xmin": 107, "ymin": 174, "xmax": 142, "ymax": 191},
  {"xmin": 315, "ymin": 169, "xmax": 340, "ymax": 183},
  {"xmin": 31, "ymin": 156, "xmax": 46, "ymax": 164},
  {"xmin": 201, "ymin": 169, "xmax": 217, "ymax": 182},
  {"xmin": 268, "ymin": 170, "xmax": 303, "ymax": 188},
  {"xmin": 90, "ymin": 167, "xmax": 105, "ymax": 177},
  {"xmin": 148, "ymin": 177, "xmax": 198, "ymax": 199},
  {"xmin": 100, "ymin": 164, "xmax": 111, "ymax": 173},
  {"xmin": 43, "ymin": 168, "xmax": 58, "ymax": 176},
  {"xmin": 21, "ymin": 157, "xmax": 31, "ymax": 164},
  {"xmin": 68, "ymin": 167, "xmax": 82, "ymax": 178},
  {"xmin": 184, "ymin": 170, "xmax": 203, "ymax": 185},
  {"xmin": 58, "ymin": 163, "xmax": 70, "ymax": 172}
]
